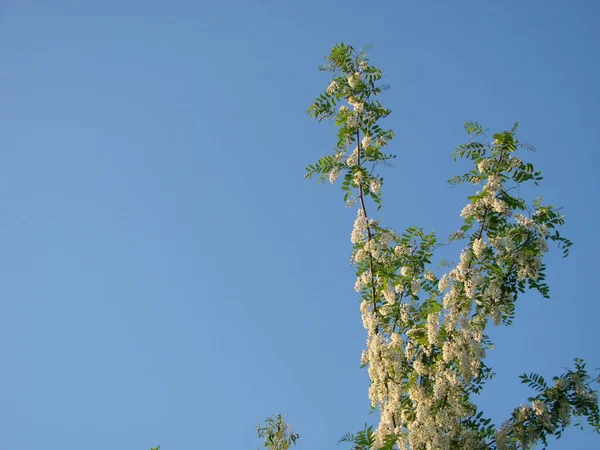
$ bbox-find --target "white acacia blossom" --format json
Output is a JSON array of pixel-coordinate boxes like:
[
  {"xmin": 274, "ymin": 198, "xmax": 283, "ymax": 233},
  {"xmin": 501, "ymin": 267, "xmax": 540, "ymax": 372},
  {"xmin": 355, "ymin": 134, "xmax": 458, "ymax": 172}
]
[
  {"xmin": 347, "ymin": 96, "xmax": 364, "ymax": 113},
  {"xmin": 346, "ymin": 147, "xmax": 358, "ymax": 167},
  {"xmin": 353, "ymin": 170, "xmax": 364, "ymax": 185},
  {"xmin": 361, "ymin": 134, "xmax": 372, "ymax": 148},
  {"xmin": 326, "ymin": 80, "xmax": 338, "ymax": 95},
  {"xmin": 370, "ymin": 177, "xmax": 381, "ymax": 193},
  {"xmin": 329, "ymin": 167, "xmax": 342, "ymax": 184},
  {"xmin": 472, "ymin": 238, "xmax": 487, "ymax": 258},
  {"xmin": 460, "ymin": 203, "xmax": 477, "ymax": 219},
  {"xmin": 346, "ymin": 114, "xmax": 359, "ymax": 128},
  {"xmin": 477, "ymin": 158, "xmax": 494, "ymax": 173},
  {"xmin": 347, "ymin": 72, "xmax": 362, "ymax": 88},
  {"xmin": 515, "ymin": 213, "xmax": 534, "ymax": 228},
  {"xmin": 306, "ymin": 45, "xmax": 591, "ymax": 450},
  {"xmin": 351, "ymin": 209, "xmax": 368, "ymax": 244}
]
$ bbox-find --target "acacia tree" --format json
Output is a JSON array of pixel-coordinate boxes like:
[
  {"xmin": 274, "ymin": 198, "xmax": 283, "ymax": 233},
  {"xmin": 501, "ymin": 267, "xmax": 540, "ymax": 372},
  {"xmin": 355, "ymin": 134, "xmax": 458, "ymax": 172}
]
[
  {"xmin": 256, "ymin": 414, "xmax": 299, "ymax": 450},
  {"xmin": 300, "ymin": 43, "xmax": 600, "ymax": 450}
]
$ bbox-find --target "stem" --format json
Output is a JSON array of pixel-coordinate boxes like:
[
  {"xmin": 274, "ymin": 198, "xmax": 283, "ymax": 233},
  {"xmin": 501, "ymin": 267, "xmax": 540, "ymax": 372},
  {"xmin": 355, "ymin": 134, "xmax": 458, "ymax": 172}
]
[{"xmin": 356, "ymin": 128, "xmax": 379, "ymax": 317}]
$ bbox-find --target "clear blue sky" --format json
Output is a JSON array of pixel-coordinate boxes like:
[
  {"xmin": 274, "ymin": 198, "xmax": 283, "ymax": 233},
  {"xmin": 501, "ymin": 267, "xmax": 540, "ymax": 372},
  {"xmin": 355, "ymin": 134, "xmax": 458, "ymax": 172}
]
[{"xmin": 1, "ymin": 1, "xmax": 598, "ymax": 449}]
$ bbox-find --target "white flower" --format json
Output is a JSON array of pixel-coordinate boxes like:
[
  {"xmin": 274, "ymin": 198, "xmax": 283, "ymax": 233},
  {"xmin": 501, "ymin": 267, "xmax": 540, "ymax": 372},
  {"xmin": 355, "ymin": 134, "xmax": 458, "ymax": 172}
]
[
  {"xmin": 532, "ymin": 400, "xmax": 547, "ymax": 417},
  {"xmin": 346, "ymin": 114, "xmax": 359, "ymax": 128},
  {"xmin": 360, "ymin": 350, "xmax": 368, "ymax": 366},
  {"xmin": 555, "ymin": 377, "xmax": 568, "ymax": 389},
  {"xmin": 400, "ymin": 266, "xmax": 409, "ymax": 277},
  {"xmin": 465, "ymin": 281, "xmax": 477, "ymax": 299},
  {"xmin": 360, "ymin": 270, "xmax": 371, "ymax": 287},
  {"xmin": 383, "ymin": 283, "xmax": 396, "ymax": 304},
  {"xmin": 359, "ymin": 61, "xmax": 367, "ymax": 70},
  {"xmin": 326, "ymin": 80, "xmax": 338, "ymax": 95},
  {"xmin": 487, "ymin": 278, "xmax": 503, "ymax": 302},
  {"xmin": 491, "ymin": 307, "xmax": 502, "ymax": 325},
  {"xmin": 360, "ymin": 299, "xmax": 377, "ymax": 333},
  {"xmin": 411, "ymin": 278, "xmax": 421, "ymax": 296},
  {"xmin": 460, "ymin": 203, "xmax": 477, "ymax": 219},
  {"xmin": 348, "ymin": 72, "xmax": 362, "ymax": 88},
  {"xmin": 347, "ymin": 97, "xmax": 364, "ymax": 113},
  {"xmin": 370, "ymin": 177, "xmax": 381, "ymax": 193},
  {"xmin": 492, "ymin": 198, "xmax": 510, "ymax": 215},
  {"xmin": 379, "ymin": 230, "xmax": 394, "ymax": 247},
  {"xmin": 351, "ymin": 209, "xmax": 368, "ymax": 244},
  {"xmin": 333, "ymin": 151, "xmax": 345, "ymax": 163},
  {"xmin": 515, "ymin": 214, "xmax": 534, "ymax": 228},
  {"xmin": 354, "ymin": 277, "xmax": 365, "ymax": 292},
  {"xmin": 459, "ymin": 249, "xmax": 471, "ymax": 270},
  {"xmin": 438, "ymin": 274, "xmax": 450, "ymax": 292},
  {"xmin": 361, "ymin": 135, "xmax": 372, "ymax": 148},
  {"xmin": 442, "ymin": 340, "xmax": 455, "ymax": 362},
  {"xmin": 339, "ymin": 105, "xmax": 349, "ymax": 113},
  {"xmin": 394, "ymin": 244, "xmax": 408, "ymax": 257},
  {"xmin": 487, "ymin": 174, "xmax": 502, "ymax": 191},
  {"xmin": 329, "ymin": 167, "xmax": 342, "ymax": 184},
  {"xmin": 351, "ymin": 248, "xmax": 367, "ymax": 264},
  {"xmin": 346, "ymin": 147, "xmax": 358, "ymax": 167},
  {"xmin": 472, "ymin": 238, "xmax": 487, "ymax": 258},
  {"xmin": 517, "ymin": 405, "xmax": 532, "ymax": 420},
  {"xmin": 509, "ymin": 157, "xmax": 522, "ymax": 169},
  {"xmin": 353, "ymin": 170, "xmax": 364, "ymax": 185},
  {"xmin": 427, "ymin": 312, "xmax": 439, "ymax": 345},
  {"xmin": 477, "ymin": 158, "xmax": 493, "ymax": 174},
  {"xmin": 413, "ymin": 358, "xmax": 428, "ymax": 375}
]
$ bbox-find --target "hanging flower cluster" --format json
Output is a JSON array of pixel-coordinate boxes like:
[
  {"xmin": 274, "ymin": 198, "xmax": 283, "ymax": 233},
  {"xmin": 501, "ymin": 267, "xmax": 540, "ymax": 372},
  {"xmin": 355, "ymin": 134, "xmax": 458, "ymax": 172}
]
[{"xmin": 306, "ymin": 44, "xmax": 599, "ymax": 450}]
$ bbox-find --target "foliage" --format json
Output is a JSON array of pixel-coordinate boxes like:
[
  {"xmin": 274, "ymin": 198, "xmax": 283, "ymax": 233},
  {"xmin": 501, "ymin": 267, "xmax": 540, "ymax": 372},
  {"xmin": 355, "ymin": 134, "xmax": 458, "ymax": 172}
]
[
  {"xmin": 256, "ymin": 413, "xmax": 299, "ymax": 450},
  {"xmin": 300, "ymin": 43, "xmax": 599, "ymax": 449}
]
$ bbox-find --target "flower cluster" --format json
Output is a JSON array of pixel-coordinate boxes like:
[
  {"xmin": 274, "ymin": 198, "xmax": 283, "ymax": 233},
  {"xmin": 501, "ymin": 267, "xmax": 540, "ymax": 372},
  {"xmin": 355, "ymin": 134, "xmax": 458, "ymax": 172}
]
[
  {"xmin": 348, "ymin": 72, "xmax": 362, "ymax": 88},
  {"xmin": 307, "ymin": 44, "xmax": 595, "ymax": 450},
  {"xmin": 326, "ymin": 80, "xmax": 338, "ymax": 95}
]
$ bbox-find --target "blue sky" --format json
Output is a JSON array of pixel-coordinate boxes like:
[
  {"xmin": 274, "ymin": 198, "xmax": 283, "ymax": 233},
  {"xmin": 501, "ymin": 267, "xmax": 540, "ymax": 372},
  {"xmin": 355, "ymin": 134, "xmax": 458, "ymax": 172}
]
[{"xmin": 1, "ymin": 1, "xmax": 599, "ymax": 449}]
